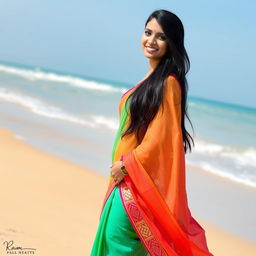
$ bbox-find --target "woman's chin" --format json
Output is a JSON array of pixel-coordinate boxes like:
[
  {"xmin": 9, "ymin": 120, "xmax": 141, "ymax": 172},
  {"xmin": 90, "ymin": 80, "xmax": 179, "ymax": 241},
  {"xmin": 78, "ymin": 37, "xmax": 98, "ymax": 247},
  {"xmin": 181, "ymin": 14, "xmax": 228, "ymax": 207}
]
[
  {"xmin": 143, "ymin": 54, "xmax": 160, "ymax": 61},
  {"xmin": 143, "ymin": 50, "xmax": 162, "ymax": 60}
]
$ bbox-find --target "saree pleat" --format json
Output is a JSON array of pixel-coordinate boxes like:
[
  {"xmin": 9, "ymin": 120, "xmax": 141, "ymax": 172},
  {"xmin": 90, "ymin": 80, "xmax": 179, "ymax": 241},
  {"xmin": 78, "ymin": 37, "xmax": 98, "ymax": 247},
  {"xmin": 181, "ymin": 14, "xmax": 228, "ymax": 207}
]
[{"xmin": 90, "ymin": 186, "xmax": 149, "ymax": 256}]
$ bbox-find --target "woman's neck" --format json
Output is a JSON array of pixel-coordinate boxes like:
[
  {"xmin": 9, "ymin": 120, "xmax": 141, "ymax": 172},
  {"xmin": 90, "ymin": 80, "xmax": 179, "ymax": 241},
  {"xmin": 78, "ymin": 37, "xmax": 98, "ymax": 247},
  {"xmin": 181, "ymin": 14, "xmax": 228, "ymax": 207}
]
[
  {"xmin": 148, "ymin": 58, "xmax": 160, "ymax": 74},
  {"xmin": 140, "ymin": 58, "xmax": 161, "ymax": 83}
]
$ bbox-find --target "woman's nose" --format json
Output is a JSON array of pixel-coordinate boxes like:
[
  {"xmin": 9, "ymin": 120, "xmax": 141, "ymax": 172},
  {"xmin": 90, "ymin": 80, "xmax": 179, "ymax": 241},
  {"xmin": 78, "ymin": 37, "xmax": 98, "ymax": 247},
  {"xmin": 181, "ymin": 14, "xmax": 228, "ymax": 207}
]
[{"xmin": 148, "ymin": 35, "xmax": 156, "ymax": 45}]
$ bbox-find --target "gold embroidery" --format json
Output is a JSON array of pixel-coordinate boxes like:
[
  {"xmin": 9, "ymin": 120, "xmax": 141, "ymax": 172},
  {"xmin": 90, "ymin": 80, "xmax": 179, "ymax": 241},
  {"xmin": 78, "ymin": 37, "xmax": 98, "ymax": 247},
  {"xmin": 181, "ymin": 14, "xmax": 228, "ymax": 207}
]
[
  {"xmin": 120, "ymin": 183, "xmax": 168, "ymax": 256},
  {"xmin": 122, "ymin": 187, "xmax": 133, "ymax": 201},
  {"xmin": 136, "ymin": 220, "xmax": 153, "ymax": 240}
]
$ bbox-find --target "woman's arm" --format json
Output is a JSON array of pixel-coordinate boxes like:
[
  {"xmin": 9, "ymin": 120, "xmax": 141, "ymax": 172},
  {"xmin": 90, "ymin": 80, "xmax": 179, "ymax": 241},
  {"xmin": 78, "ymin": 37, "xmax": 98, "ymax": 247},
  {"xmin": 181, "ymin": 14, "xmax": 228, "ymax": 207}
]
[{"xmin": 122, "ymin": 75, "xmax": 183, "ymax": 179}]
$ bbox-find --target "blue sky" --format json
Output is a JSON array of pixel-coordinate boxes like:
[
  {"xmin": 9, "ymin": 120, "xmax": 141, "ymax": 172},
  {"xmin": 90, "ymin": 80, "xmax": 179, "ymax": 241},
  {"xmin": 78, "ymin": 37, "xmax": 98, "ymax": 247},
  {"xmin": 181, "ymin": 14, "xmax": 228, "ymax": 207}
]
[{"xmin": 0, "ymin": 0, "xmax": 255, "ymax": 108}]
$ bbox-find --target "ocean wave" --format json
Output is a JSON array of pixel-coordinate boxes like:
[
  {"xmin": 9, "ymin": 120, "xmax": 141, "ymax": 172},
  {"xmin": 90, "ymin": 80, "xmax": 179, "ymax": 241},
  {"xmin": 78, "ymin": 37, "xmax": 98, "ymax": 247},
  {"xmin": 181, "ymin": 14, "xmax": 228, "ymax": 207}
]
[
  {"xmin": 186, "ymin": 139, "xmax": 256, "ymax": 188},
  {"xmin": 195, "ymin": 139, "xmax": 256, "ymax": 168},
  {"xmin": 0, "ymin": 87, "xmax": 119, "ymax": 130},
  {"xmin": 0, "ymin": 64, "xmax": 128, "ymax": 94},
  {"xmin": 188, "ymin": 102, "xmax": 198, "ymax": 107},
  {"xmin": 187, "ymin": 161, "xmax": 256, "ymax": 188}
]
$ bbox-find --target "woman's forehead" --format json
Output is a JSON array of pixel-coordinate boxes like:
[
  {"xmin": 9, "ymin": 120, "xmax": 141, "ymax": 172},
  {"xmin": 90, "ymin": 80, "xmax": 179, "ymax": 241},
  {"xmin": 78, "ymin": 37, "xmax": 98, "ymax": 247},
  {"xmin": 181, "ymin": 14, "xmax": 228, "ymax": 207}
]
[{"xmin": 146, "ymin": 18, "xmax": 164, "ymax": 33}]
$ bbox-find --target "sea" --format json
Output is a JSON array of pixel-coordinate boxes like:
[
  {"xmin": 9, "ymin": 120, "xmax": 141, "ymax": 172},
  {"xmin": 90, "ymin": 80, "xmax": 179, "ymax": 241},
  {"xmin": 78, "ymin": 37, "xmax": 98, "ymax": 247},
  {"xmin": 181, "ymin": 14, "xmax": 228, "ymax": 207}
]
[{"xmin": 1, "ymin": 61, "xmax": 256, "ymax": 189}]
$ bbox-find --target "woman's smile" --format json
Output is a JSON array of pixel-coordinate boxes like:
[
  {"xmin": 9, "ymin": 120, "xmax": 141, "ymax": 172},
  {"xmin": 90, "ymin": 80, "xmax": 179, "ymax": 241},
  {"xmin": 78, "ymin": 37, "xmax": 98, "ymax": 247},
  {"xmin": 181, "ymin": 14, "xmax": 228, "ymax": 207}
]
[
  {"xmin": 145, "ymin": 46, "xmax": 159, "ymax": 53},
  {"xmin": 141, "ymin": 18, "xmax": 168, "ymax": 62}
]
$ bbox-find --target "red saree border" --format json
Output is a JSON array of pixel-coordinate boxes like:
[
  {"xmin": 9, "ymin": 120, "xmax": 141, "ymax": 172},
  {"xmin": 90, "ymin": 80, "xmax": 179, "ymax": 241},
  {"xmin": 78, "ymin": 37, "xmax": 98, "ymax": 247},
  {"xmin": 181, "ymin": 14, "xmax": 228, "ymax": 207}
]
[
  {"xmin": 99, "ymin": 181, "xmax": 116, "ymax": 220},
  {"xmin": 121, "ymin": 78, "xmax": 146, "ymax": 99},
  {"xmin": 119, "ymin": 181, "xmax": 169, "ymax": 256}
]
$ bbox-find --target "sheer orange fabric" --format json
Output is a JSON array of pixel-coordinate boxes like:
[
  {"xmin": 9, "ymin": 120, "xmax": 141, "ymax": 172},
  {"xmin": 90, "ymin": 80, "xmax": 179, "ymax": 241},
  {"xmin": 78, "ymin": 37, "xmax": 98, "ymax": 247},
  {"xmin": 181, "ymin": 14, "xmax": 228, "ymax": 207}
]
[{"xmin": 100, "ymin": 75, "xmax": 214, "ymax": 255}]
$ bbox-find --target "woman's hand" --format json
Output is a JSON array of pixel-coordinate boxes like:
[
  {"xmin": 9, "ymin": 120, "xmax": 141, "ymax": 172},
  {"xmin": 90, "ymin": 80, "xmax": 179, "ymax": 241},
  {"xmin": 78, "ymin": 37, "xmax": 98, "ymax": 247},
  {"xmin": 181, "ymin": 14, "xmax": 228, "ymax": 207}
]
[{"xmin": 109, "ymin": 161, "xmax": 127, "ymax": 185}]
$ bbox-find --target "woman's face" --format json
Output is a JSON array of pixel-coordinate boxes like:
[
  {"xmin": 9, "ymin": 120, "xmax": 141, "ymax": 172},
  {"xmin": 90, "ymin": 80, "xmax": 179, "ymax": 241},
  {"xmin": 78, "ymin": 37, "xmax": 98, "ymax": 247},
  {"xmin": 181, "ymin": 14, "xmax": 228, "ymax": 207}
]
[{"xmin": 141, "ymin": 18, "xmax": 168, "ymax": 61}]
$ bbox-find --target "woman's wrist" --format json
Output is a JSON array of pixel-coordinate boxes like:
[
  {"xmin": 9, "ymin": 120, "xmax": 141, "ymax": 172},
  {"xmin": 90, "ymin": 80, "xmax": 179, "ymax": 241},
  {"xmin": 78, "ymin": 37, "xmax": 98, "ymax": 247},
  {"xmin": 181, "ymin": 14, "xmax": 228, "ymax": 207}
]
[{"xmin": 120, "ymin": 161, "xmax": 128, "ymax": 175}]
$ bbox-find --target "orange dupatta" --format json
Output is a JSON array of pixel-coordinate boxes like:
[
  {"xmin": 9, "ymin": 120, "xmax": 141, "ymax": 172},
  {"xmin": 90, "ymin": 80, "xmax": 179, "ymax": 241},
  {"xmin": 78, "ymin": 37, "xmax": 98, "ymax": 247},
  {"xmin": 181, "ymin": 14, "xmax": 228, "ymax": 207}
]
[{"xmin": 100, "ymin": 75, "xmax": 214, "ymax": 256}]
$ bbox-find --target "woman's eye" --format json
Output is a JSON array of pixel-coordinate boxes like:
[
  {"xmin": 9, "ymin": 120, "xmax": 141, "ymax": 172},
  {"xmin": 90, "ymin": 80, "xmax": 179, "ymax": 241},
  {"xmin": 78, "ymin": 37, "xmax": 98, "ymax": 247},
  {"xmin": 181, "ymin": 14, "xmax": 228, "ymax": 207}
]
[
  {"xmin": 159, "ymin": 35, "xmax": 167, "ymax": 41},
  {"xmin": 145, "ymin": 30, "xmax": 151, "ymax": 36}
]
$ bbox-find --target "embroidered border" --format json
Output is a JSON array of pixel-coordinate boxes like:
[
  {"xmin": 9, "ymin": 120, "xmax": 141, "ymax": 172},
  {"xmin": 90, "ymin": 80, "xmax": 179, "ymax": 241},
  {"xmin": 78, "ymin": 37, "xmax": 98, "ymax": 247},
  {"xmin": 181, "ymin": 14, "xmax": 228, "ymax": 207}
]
[{"xmin": 119, "ymin": 182, "xmax": 168, "ymax": 256}]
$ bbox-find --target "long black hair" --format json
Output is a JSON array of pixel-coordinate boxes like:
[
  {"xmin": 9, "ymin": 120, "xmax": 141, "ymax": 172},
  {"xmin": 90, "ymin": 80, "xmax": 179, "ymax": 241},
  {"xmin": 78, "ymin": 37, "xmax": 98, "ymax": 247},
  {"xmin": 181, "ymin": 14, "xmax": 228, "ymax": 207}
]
[{"xmin": 121, "ymin": 9, "xmax": 194, "ymax": 153}]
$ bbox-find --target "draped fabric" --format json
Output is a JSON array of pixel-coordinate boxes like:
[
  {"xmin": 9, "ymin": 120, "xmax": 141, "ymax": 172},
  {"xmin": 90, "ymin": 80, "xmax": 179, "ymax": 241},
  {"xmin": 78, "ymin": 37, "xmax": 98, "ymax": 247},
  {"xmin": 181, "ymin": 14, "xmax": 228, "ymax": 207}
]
[
  {"xmin": 100, "ymin": 74, "xmax": 214, "ymax": 256},
  {"xmin": 90, "ymin": 186, "xmax": 149, "ymax": 255}
]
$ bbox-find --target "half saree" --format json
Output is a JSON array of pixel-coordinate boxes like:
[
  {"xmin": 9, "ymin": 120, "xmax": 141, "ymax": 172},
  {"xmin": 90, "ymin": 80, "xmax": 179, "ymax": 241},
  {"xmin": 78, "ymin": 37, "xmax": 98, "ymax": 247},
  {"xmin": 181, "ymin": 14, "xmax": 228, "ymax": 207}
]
[{"xmin": 90, "ymin": 74, "xmax": 214, "ymax": 256}]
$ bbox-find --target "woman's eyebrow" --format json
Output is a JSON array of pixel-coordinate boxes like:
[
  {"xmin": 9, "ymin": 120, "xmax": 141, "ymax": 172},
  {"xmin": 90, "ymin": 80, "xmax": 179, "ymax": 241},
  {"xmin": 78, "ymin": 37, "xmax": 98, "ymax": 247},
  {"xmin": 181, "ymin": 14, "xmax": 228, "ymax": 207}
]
[{"xmin": 145, "ymin": 28, "xmax": 165, "ymax": 35}]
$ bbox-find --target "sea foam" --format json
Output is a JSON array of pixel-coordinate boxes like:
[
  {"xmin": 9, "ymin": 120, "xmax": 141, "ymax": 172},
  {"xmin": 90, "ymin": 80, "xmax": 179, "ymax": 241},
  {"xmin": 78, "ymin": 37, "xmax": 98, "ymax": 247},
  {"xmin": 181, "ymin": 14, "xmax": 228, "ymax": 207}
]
[
  {"xmin": 0, "ymin": 87, "xmax": 119, "ymax": 130},
  {"xmin": 0, "ymin": 64, "xmax": 128, "ymax": 94}
]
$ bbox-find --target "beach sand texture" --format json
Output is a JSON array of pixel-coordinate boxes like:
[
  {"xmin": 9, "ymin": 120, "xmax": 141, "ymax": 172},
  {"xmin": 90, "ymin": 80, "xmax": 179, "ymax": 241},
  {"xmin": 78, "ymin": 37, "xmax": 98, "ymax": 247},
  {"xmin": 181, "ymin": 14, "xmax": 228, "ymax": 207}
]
[{"xmin": 0, "ymin": 128, "xmax": 256, "ymax": 256}]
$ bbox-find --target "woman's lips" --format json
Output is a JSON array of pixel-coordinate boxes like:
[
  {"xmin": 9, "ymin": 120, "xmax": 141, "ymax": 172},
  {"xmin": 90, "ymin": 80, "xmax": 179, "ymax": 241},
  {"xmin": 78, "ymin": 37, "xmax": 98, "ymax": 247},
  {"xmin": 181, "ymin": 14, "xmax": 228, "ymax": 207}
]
[{"xmin": 146, "ymin": 46, "xmax": 158, "ymax": 53}]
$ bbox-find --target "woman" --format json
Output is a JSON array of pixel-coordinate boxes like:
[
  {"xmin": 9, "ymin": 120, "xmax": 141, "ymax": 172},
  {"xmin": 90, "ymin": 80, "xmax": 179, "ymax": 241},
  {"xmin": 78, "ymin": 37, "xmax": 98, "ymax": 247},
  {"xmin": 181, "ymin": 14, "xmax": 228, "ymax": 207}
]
[{"xmin": 90, "ymin": 9, "xmax": 214, "ymax": 256}]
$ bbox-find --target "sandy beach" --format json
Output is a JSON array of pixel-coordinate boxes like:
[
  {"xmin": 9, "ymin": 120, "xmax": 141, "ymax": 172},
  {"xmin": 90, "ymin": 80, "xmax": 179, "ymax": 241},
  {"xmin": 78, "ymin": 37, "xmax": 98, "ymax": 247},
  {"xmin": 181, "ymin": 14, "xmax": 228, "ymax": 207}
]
[{"xmin": 0, "ymin": 127, "xmax": 256, "ymax": 256}]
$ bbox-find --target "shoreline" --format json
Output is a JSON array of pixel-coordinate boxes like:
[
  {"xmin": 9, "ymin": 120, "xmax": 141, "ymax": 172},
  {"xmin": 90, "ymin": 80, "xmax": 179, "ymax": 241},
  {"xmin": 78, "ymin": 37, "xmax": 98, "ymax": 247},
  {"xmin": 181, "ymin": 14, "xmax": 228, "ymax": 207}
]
[{"xmin": 0, "ymin": 127, "xmax": 256, "ymax": 255}]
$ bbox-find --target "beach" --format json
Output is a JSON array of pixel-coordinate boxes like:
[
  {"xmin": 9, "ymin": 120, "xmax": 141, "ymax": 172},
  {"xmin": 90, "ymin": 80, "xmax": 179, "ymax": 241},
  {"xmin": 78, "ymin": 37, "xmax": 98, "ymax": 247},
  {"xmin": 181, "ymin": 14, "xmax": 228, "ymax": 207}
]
[
  {"xmin": 0, "ymin": 127, "xmax": 256, "ymax": 256},
  {"xmin": 0, "ymin": 1, "xmax": 255, "ymax": 254}
]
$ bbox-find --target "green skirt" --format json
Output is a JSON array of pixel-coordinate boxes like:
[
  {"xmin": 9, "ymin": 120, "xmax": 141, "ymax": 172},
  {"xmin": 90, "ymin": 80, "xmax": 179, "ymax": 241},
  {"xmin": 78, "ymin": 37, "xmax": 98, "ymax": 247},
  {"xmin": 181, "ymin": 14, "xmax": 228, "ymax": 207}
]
[{"xmin": 90, "ymin": 185, "xmax": 149, "ymax": 255}]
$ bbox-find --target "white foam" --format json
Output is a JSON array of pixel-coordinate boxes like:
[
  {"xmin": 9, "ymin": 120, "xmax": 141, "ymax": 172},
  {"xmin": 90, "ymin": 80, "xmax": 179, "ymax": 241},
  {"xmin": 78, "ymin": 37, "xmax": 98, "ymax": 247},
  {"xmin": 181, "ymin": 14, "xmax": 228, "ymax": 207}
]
[
  {"xmin": 187, "ymin": 161, "xmax": 256, "ymax": 188},
  {"xmin": 14, "ymin": 134, "xmax": 26, "ymax": 141},
  {"xmin": 90, "ymin": 115, "xmax": 118, "ymax": 130},
  {"xmin": 0, "ymin": 87, "xmax": 119, "ymax": 131},
  {"xmin": 186, "ymin": 139, "xmax": 256, "ymax": 188},
  {"xmin": 0, "ymin": 64, "xmax": 128, "ymax": 94},
  {"xmin": 188, "ymin": 102, "xmax": 198, "ymax": 107},
  {"xmin": 195, "ymin": 139, "xmax": 256, "ymax": 168},
  {"xmin": 195, "ymin": 140, "xmax": 224, "ymax": 154}
]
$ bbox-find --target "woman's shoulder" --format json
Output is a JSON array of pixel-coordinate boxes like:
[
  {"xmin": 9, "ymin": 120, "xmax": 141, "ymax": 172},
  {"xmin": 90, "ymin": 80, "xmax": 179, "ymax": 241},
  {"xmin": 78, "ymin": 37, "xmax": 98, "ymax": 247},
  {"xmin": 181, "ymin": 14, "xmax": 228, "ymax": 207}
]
[
  {"xmin": 164, "ymin": 74, "xmax": 182, "ymax": 104},
  {"xmin": 165, "ymin": 74, "xmax": 181, "ymax": 90}
]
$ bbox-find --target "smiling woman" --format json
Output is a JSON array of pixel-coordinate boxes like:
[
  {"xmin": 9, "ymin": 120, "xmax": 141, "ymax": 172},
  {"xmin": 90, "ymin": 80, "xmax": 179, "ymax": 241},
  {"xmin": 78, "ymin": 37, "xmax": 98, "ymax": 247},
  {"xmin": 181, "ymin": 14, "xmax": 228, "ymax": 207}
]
[
  {"xmin": 90, "ymin": 9, "xmax": 214, "ymax": 256},
  {"xmin": 142, "ymin": 20, "xmax": 168, "ymax": 61}
]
